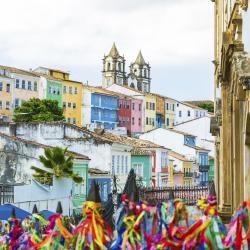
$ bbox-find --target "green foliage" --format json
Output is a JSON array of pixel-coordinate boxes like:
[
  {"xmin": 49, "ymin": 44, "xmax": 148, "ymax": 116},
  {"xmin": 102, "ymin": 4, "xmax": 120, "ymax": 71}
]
[
  {"xmin": 31, "ymin": 147, "xmax": 83, "ymax": 184},
  {"xmin": 197, "ymin": 102, "xmax": 214, "ymax": 113},
  {"xmin": 13, "ymin": 98, "xmax": 64, "ymax": 122}
]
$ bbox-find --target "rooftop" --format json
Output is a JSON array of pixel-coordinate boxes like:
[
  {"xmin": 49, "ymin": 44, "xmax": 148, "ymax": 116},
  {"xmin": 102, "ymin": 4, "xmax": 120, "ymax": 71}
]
[
  {"xmin": 167, "ymin": 128, "xmax": 196, "ymax": 137},
  {"xmin": 184, "ymin": 144, "xmax": 210, "ymax": 152},
  {"xmin": 0, "ymin": 131, "xmax": 90, "ymax": 160},
  {"xmin": 169, "ymin": 150, "xmax": 193, "ymax": 162},
  {"xmin": 35, "ymin": 66, "xmax": 70, "ymax": 75},
  {"xmin": 0, "ymin": 65, "xmax": 40, "ymax": 77}
]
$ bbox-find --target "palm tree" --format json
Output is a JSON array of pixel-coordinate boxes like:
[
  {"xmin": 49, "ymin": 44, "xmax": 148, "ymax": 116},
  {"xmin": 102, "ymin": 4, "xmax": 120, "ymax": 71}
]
[{"xmin": 31, "ymin": 147, "xmax": 83, "ymax": 185}]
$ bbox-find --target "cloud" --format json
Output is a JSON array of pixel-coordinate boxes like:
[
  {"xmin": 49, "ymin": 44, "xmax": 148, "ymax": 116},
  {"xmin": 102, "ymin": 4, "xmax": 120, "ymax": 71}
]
[{"xmin": 0, "ymin": 0, "xmax": 214, "ymax": 100}]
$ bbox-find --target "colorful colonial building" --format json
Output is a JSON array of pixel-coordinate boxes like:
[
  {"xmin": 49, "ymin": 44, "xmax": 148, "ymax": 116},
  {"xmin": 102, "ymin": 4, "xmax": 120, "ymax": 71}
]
[
  {"xmin": 0, "ymin": 65, "xmax": 41, "ymax": 122},
  {"xmin": 117, "ymin": 96, "xmax": 143, "ymax": 136},
  {"xmin": 34, "ymin": 67, "xmax": 82, "ymax": 125},
  {"xmin": 82, "ymin": 86, "xmax": 118, "ymax": 130}
]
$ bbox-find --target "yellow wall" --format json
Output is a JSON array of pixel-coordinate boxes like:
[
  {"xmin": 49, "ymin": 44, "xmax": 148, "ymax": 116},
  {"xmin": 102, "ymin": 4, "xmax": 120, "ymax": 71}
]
[
  {"xmin": 168, "ymin": 159, "xmax": 174, "ymax": 187},
  {"xmin": 183, "ymin": 161, "xmax": 193, "ymax": 186},
  {"xmin": 51, "ymin": 71, "xmax": 69, "ymax": 81},
  {"xmin": 62, "ymin": 80, "xmax": 82, "ymax": 126},
  {"xmin": 165, "ymin": 98, "xmax": 176, "ymax": 128},
  {"xmin": 0, "ymin": 77, "xmax": 13, "ymax": 121},
  {"xmin": 144, "ymin": 94, "xmax": 156, "ymax": 132}
]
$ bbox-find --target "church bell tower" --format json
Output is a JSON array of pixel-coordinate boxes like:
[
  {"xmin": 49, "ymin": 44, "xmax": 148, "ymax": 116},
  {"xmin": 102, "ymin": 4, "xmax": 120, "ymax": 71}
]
[{"xmin": 102, "ymin": 43, "xmax": 126, "ymax": 88}]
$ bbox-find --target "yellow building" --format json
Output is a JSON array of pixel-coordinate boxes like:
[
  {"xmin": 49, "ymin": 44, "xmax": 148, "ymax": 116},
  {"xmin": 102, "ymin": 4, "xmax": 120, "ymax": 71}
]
[
  {"xmin": 165, "ymin": 97, "xmax": 177, "ymax": 128},
  {"xmin": 168, "ymin": 159, "xmax": 174, "ymax": 187},
  {"xmin": 0, "ymin": 75, "xmax": 13, "ymax": 122},
  {"xmin": 210, "ymin": 0, "xmax": 250, "ymax": 220},
  {"xmin": 62, "ymin": 80, "xmax": 82, "ymax": 126},
  {"xmin": 144, "ymin": 94, "xmax": 157, "ymax": 132},
  {"xmin": 169, "ymin": 150, "xmax": 193, "ymax": 186},
  {"xmin": 34, "ymin": 67, "xmax": 83, "ymax": 126}
]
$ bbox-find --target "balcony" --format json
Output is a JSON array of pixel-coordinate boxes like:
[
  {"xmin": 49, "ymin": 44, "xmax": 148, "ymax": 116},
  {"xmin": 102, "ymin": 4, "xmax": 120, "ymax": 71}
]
[
  {"xmin": 199, "ymin": 165, "xmax": 210, "ymax": 172},
  {"xmin": 184, "ymin": 172, "xmax": 193, "ymax": 178}
]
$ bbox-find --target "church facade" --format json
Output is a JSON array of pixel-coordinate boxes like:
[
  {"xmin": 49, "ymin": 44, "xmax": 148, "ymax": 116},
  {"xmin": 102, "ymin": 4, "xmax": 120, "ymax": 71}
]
[
  {"xmin": 210, "ymin": 0, "xmax": 250, "ymax": 221},
  {"xmin": 102, "ymin": 43, "xmax": 151, "ymax": 93}
]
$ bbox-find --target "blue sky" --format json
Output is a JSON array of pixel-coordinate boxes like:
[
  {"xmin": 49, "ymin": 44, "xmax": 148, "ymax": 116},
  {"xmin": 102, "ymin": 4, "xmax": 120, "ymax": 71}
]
[{"xmin": 0, "ymin": 0, "xmax": 215, "ymax": 101}]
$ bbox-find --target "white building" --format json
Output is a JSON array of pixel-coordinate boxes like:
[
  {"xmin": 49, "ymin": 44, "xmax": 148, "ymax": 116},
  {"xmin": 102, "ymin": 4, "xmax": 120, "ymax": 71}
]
[
  {"xmin": 140, "ymin": 128, "xmax": 211, "ymax": 185},
  {"xmin": 174, "ymin": 116, "xmax": 215, "ymax": 157},
  {"xmin": 175, "ymin": 102, "xmax": 207, "ymax": 125}
]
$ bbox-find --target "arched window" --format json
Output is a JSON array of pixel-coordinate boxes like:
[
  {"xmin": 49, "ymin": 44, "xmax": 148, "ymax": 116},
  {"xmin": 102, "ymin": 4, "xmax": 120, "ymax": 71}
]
[
  {"xmin": 107, "ymin": 62, "xmax": 111, "ymax": 71},
  {"xmin": 144, "ymin": 69, "xmax": 147, "ymax": 77},
  {"xmin": 130, "ymin": 82, "xmax": 135, "ymax": 88},
  {"xmin": 118, "ymin": 62, "xmax": 121, "ymax": 71}
]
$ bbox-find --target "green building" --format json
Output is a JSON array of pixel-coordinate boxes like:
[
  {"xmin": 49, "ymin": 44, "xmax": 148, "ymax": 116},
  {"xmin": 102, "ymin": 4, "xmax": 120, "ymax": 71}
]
[
  {"xmin": 46, "ymin": 79, "xmax": 62, "ymax": 107},
  {"xmin": 72, "ymin": 158, "xmax": 90, "ymax": 213},
  {"xmin": 208, "ymin": 156, "xmax": 214, "ymax": 182},
  {"xmin": 131, "ymin": 149, "xmax": 153, "ymax": 187}
]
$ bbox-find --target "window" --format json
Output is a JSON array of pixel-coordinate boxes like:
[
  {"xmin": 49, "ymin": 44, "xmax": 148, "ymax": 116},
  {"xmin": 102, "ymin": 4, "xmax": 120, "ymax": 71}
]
[
  {"xmin": 146, "ymin": 117, "xmax": 149, "ymax": 125},
  {"xmin": 107, "ymin": 62, "xmax": 111, "ymax": 71},
  {"xmin": 123, "ymin": 101, "xmax": 126, "ymax": 108},
  {"xmin": 138, "ymin": 118, "xmax": 141, "ymax": 126},
  {"xmin": 117, "ymin": 156, "xmax": 120, "ymax": 174},
  {"xmin": 125, "ymin": 156, "xmax": 128, "ymax": 174},
  {"xmin": 6, "ymin": 84, "xmax": 10, "ymax": 93},
  {"xmin": 144, "ymin": 69, "xmax": 147, "ymax": 77},
  {"xmin": 75, "ymin": 87, "xmax": 78, "ymax": 94},
  {"xmin": 34, "ymin": 81, "xmax": 37, "ymax": 91},
  {"xmin": 68, "ymin": 102, "xmax": 71, "ymax": 108},
  {"xmin": 126, "ymin": 104, "xmax": 129, "ymax": 109},
  {"xmin": 118, "ymin": 62, "xmax": 121, "ymax": 71},
  {"xmin": 0, "ymin": 101, "xmax": 2, "ymax": 109},
  {"xmin": 22, "ymin": 80, "xmax": 25, "ymax": 89},
  {"xmin": 15, "ymin": 99, "xmax": 20, "ymax": 107},
  {"xmin": 166, "ymin": 103, "xmax": 169, "ymax": 110},
  {"xmin": 73, "ymin": 103, "xmax": 76, "ymax": 109},
  {"xmin": 121, "ymin": 156, "xmax": 124, "ymax": 174},
  {"xmin": 28, "ymin": 81, "xmax": 32, "ymax": 90},
  {"xmin": 67, "ymin": 117, "xmax": 71, "ymax": 123},
  {"xmin": 187, "ymin": 110, "xmax": 191, "ymax": 117},
  {"xmin": 63, "ymin": 86, "xmax": 67, "ymax": 93},
  {"xmin": 0, "ymin": 82, "xmax": 3, "ymax": 91},
  {"xmin": 179, "ymin": 111, "xmax": 182, "ymax": 117},
  {"xmin": 119, "ymin": 102, "xmax": 122, "ymax": 109},
  {"xmin": 63, "ymin": 102, "xmax": 66, "ymax": 108},
  {"xmin": 69, "ymin": 86, "xmax": 72, "ymax": 94},
  {"xmin": 146, "ymin": 102, "xmax": 149, "ymax": 109},
  {"xmin": 152, "ymin": 103, "xmax": 155, "ymax": 110},
  {"xmin": 16, "ymin": 79, "xmax": 20, "ymax": 88},
  {"xmin": 177, "ymin": 103, "xmax": 179, "ymax": 107},
  {"xmin": 139, "ymin": 104, "xmax": 141, "ymax": 111},
  {"xmin": 172, "ymin": 104, "xmax": 175, "ymax": 111},
  {"xmin": 132, "ymin": 117, "xmax": 135, "ymax": 125},
  {"xmin": 57, "ymin": 88, "xmax": 60, "ymax": 95},
  {"xmin": 73, "ymin": 118, "xmax": 76, "ymax": 125},
  {"xmin": 132, "ymin": 103, "xmax": 135, "ymax": 110},
  {"xmin": 112, "ymin": 155, "xmax": 115, "ymax": 174},
  {"xmin": 166, "ymin": 118, "xmax": 169, "ymax": 126},
  {"xmin": 6, "ymin": 101, "xmax": 10, "ymax": 110},
  {"xmin": 161, "ymin": 152, "xmax": 168, "ymax": 167},
  {"xmin": 152, "ymin": 118, "xmax": 155, "ymax": 126},
  {"xmin": 132, "ymin": 163, "xmax": 143, "ymax": 177}
]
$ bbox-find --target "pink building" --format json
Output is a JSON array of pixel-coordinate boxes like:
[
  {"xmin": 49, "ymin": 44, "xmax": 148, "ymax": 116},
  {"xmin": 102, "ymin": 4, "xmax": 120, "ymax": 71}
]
[
  {"xmin": 173, "ymin": 171, "xmax": 184, "ymax": 186},
  {"xmin": 117, "ymin": 96, "xmax": 143, "ymax": 136}
]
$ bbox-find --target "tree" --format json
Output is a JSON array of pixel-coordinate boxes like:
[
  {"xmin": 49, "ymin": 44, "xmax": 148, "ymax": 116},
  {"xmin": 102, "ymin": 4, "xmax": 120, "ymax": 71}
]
[
  {"xmin": 31, "ymin": 147, "xmax": 83, "ymax": 185},
  {"xmin": 13, "ymin": 98, "xmax": 64, "ymax": 122}
]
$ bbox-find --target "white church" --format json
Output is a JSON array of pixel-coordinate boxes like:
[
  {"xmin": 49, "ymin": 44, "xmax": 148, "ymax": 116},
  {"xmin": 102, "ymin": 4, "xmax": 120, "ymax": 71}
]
[{"xmin": 102, "ymin": 43, "xmax": 151, "ymax": 93}]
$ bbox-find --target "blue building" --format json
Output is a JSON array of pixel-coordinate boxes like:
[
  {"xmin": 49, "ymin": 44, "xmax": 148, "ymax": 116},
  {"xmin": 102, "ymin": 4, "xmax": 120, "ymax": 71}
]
[
  {"xmin": 198, "ymin": 151, "xmax": 209, "ymax": 186},
  {"xmin": 184, "ymin": 134, "xmax": 209, "ymax": 186},
  {"xmin": 82, "ymin": 86, "xmax": 118, "ymax": 130},
  {"xmin": 88, "ymin": 168, "xmax": 112, "ymax": 202}
]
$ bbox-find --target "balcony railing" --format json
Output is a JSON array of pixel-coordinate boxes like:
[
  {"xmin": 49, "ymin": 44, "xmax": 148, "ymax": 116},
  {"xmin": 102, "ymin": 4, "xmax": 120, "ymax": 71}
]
[
  {"xmin": 184, "ymin": 172, "xmax": 193, "ymax": 177},
  {"xmin": 199, "ymin": 165, "xmax": 210, "ymax": 172}
]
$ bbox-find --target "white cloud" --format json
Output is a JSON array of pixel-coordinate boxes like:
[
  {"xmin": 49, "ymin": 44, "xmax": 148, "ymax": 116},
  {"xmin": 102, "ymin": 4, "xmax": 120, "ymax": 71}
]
[{"xmin": 0, "ymin": 0, "xmax": 214, "ymax": 100}]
